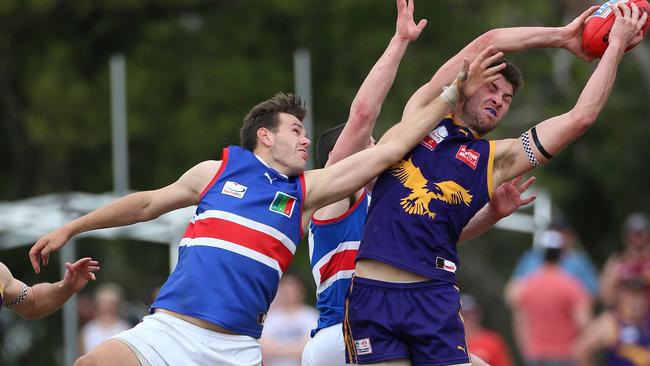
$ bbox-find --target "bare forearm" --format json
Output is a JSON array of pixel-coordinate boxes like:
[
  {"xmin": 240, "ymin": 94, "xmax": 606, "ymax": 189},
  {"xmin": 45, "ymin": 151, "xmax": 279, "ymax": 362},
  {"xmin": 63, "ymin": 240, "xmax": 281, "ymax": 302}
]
[
  {"xmin": 65, "ymin": 191, "xmax": 156, "ymax": 237},
  {"xmin": 572, "ymin": 43, "xmax": 625, "ymax": 122},
  {"xmin": 459, "ymin": 204, "xmax": 500, "ymax": 242},
  {"xmin": 19, "ymin": 282, "xmax": 73, "ymax": 319},
  {"xmin": 486, "ymin": 26, "xmax": 566, "ymax": 54},
  {"xmin": 404, "ymin": 26, "xmax": 566, "ymax": 117},
  {"xmin": 328, "ymin": 36, "xmax": 410, "ymax": 166},
  {"xmin": 381, "ymin": 96, "xmax": 451, "ymax": 152},
  {"xmin": 349, "ymin": 36, "xmax": 410, "ymax": 121}
]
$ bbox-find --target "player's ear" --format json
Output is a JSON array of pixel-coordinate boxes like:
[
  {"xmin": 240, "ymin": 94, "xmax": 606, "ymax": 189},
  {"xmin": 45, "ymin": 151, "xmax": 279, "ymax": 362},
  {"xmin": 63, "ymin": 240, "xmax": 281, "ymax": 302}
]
[{"xmin": 257, "ymin": 128, "xmax": 274, "ymax": 148}]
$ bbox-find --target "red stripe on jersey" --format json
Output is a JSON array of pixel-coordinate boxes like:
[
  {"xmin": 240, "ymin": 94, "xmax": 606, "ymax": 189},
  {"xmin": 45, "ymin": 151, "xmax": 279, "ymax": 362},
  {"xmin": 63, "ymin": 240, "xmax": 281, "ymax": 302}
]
[
  {"xmin": 184, "ymin": 218, "xmax": 294, "ymax": 273},
  {"xmin": 319, "ymin": 249, "xmax": 358, "ymax": 283},
  {"xmin": 199, "ymin": 148, "xmax": 229, "ymax": 199}
]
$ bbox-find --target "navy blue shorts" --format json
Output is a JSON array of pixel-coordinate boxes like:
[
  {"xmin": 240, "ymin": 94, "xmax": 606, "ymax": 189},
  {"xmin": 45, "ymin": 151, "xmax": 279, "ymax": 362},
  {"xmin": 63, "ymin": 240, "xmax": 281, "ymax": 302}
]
[{"xmin": 343, "ymin": 276, "xmax": 469, "ymax": 366}]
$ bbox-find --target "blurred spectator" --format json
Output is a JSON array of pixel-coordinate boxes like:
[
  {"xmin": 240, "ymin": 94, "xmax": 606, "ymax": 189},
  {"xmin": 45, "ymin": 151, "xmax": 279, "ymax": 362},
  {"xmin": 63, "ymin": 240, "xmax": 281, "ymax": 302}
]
[
  {"xmin": 79, "ymin": 283, "xmax": 131, "ymax": 355},
  {"xmin": 573, "ymin": 279, "xmax": 650, "ymax": 366},
  {"xmin": 461, "ymin": 294, "xmax": 514, "ymax": 366},
  {"xmin": 77, "ymin": 294, "xmax": 96, "ymax": 328},
  {"xmin": 261, "ymin": 274, "xmax": 318, "ymax": 366},
  {"xmin": 510, "ymin": 218, "xmax": 599, "ymax": 297},
  {"xmin": 507, "ymin": 230, "xmax": 592, "ymax": 366},
  {"xmin": 601, "ymin": 212, "xmax": 650, "ymax": 307}
]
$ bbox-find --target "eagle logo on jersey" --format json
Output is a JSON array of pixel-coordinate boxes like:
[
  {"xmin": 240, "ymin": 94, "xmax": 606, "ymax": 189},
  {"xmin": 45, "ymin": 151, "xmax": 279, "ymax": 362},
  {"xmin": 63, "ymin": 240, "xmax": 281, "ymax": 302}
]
[{"xmin": 389, "ymin": 158, "xmax": 473, "ymax": 219}]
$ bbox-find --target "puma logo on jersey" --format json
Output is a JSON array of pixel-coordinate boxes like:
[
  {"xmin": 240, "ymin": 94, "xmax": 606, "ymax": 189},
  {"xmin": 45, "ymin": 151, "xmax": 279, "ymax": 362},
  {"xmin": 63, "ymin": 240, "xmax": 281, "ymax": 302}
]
[{"xmin": 264, "ymin": 172, "xmax": 278, "ymax": 184}]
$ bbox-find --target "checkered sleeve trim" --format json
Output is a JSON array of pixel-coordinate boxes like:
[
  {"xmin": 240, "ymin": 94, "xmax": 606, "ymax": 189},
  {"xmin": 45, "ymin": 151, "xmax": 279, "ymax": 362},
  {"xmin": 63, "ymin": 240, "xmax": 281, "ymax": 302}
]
[
  {"xmin": 6, "ymin": 284, "xmax": 29, "ymax": 307},
  {"xmin": 520, "ymin": 131, "xmax": 540, "ymax": 168}
]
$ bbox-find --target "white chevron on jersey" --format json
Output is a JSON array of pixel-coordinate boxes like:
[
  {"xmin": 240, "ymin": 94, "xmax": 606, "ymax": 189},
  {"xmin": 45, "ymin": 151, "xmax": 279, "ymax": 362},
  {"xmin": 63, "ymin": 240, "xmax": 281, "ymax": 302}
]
[{"xmin": 311, "ymin": 240, "xmax": 359, "ymax": 294}]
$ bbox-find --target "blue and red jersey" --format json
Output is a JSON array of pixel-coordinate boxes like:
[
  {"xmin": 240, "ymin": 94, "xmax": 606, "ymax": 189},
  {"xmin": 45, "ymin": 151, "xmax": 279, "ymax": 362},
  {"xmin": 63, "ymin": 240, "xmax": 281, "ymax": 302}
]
[
  {"xmin": 357, "ymin": 117, "xmax": 495, "ymax": 283},
  {"xmin": 152, "ymin": 146, "xmax": 306, "ymax": 338},
  {"xmin": 308, "ymin": 192, "xmax": 369, "ymax": 336}
]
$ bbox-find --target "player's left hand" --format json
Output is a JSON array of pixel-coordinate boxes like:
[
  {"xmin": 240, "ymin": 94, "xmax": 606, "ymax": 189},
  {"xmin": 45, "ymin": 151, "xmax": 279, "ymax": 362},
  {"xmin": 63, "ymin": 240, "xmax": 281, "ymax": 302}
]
[
  {"xmin": 59, "ymin": 257, "xmax": 100, "ymax": 293},
  {"xmin": 562, "ymin": 5, "xmax": 600, "ymax": 62},
  {"xmin": 458, "ymin": 46, "xmax": 505, "ymax": 100},
  {"xmin": 395, "ymin": 0, "xmax": 427, "ymax": 42},
  {"xmin": 489, "ymin": 176, "xmax": 537, "ymax": 219}
]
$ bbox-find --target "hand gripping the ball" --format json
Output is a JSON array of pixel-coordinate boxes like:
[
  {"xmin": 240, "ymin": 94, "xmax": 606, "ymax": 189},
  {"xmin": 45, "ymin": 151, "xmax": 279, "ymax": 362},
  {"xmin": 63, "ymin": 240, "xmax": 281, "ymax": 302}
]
[{"xmin": 608, "ymin": 1, "xmax": 649, "ymax": 51}]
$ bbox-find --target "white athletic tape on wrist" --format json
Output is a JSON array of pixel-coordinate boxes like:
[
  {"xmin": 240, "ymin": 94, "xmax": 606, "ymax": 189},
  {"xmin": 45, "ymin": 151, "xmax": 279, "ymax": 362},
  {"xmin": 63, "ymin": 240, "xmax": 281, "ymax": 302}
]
[
  {"xmin": 6, "ymin": 285, "xmax": 29, "ymax": 307},
  {"xmin": 441, "ymin": 84, "xmax": 459, "ymax": 107}
]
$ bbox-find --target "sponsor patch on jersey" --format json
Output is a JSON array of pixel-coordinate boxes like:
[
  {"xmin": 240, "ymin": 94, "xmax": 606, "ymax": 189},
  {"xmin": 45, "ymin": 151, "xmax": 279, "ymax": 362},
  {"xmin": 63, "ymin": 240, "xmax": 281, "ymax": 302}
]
[
  {"xmin": 420, "ymin": 125, "xmax": 448, "ymax": 150},
  {"xmin": 221, "ymin": 181, "xmax": 248, "ymax": 199},
  {"xmin": 354, "ymin": 338, "xmax": 373, "ymax": 355},
  {"xmin": 436, "ymin": 256, "xmax": 457, "ymax": 273},
  {"xmin": 455, "ymin": 145, "xmax": 480, "ymax": 170},
  {"xmin": 269, "ymin": 192, "xmax": 297, "ymax": 218}
]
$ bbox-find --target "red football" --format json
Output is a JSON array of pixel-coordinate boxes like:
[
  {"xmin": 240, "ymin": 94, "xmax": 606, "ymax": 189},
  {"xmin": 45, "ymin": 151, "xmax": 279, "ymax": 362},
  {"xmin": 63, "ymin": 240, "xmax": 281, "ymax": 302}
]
[{"xmin": 582, "ymin": 0, "xmax": 650, "ymax": 58}]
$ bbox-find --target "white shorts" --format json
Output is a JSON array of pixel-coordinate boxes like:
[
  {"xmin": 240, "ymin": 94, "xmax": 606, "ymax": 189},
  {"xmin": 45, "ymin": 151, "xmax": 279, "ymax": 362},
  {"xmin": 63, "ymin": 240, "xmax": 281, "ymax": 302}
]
[
  {"xmin": 111, "ymin": 312, "xmax": 262, "ymax": 366},
  {"xmin": 302, "ymin": 323, "xmax": 345, "ymax": 366}
]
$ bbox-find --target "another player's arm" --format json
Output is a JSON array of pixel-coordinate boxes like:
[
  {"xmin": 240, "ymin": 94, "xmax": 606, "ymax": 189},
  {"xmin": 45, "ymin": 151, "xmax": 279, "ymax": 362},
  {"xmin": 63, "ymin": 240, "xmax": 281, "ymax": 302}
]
[
  {"xmin": 492, "ymin": 3, "xmax": 647, "ymax": 186},
  {"xmin": 459, "ymin": 176, "xmax": 537, "ymax": 243},
  {"xmin": 402, "ymin": 6, "xmax": 598, "ymax": 118},
  {"xmin": 326, "ymin": 0, "xmax": 426, "ymax": 168},
  {"xmin": 572, "ymin": 313, "xmax": 617, "ymax": 366},
  {"xmin": 0, "ymin": 259, "xmax": 99, "ymax": 320},
  {"xmin": 29, "ymin": 160, "xmax": 221, "ymax": 272},
  {"xmin": 303, "ymin": 48, "xmax": 505, "ymax": 226}
]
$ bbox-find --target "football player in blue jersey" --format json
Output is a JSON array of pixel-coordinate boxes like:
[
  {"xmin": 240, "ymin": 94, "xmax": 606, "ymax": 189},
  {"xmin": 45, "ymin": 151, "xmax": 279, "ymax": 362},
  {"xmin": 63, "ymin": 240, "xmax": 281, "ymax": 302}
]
[
  {"xmin": 27, "ymin": 32, "xmax": 506, "ymax": 366},
  {"xmin": 0, "ymin": 258, "xmax": 99, "ymax": 319},
  {"xmin": 345, "ymin": 3, "xmax": 648, "ymax": 366}
]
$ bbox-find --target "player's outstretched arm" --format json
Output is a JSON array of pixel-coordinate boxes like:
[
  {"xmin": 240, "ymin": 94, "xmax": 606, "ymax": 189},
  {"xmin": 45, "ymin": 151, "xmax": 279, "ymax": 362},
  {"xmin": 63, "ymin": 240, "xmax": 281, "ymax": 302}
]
[
  {"xmin": 402, "ymin": 5, "xmax": 599, "ymax": 118},
  {"xmin": 326, "ymin": 0, "xmax": 427, "ymax": 168},
  {"xmin": 492, "ymin": 3, "xmax": 647, "ymax": 185},
  {"xmin": 302, "ymin": 47, "xmax": 504, "ymax": 223},
  {"xmin": 572, "ymin": 313, "xmax": 617, "ymax": 366},
  {"xmin": 28, "ymin": 160, "xmax": 221, "ymax": 273},
  {"xmin": 0, "ymin": 258, "xmax": 99, "ymax": 320},
  {"xmin": 459, "ymin": 176, "xmax": 537, "ymax": 243}
]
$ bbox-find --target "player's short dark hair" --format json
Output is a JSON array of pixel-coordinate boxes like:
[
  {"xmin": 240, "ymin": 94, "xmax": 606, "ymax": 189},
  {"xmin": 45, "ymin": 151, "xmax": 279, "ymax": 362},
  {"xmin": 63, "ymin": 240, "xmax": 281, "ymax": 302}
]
[
  {"xmin": 543, "ymin": 247, "xmax": 562, "ymax": 263},
  {"xmin": 240, "ymin": 93, "xmax": 307, "ymax": 152},
  {"xmin": 490, "ymin": 58, "xmax": 524, "ymax": 95},
  {"xmin": 315, "ymin": 123, "xmax": 346, "ymax": 169}
]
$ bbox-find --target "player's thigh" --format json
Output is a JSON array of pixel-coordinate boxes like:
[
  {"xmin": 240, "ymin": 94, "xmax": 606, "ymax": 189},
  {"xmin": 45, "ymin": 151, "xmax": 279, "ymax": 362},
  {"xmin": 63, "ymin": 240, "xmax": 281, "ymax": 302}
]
[
  {"xmin": 302, "ymin": 324, "xmax": 345, "ymax": 366},
  {"xmin": 74, "ymin": 339, "xmax": 141, "ymax": 366}
]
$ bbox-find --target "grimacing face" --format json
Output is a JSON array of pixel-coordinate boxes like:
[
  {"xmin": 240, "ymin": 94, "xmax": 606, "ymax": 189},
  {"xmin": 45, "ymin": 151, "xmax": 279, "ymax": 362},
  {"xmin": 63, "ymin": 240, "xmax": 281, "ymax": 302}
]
[
  {"xmin": 269, "ymin": 113, "xmax": 311, "ymax": 176},
  {"xmin": 459, "ymin": 78, "xmax": 514, "ymax": 135}
]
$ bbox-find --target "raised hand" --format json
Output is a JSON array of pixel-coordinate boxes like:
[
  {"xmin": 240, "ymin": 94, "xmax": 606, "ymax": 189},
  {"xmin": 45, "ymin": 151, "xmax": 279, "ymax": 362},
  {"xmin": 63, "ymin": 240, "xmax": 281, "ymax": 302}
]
[
  {"xmin": 457, "ymin": 46, "xmax": 506, "ymax": 100},
  {"xmin": 395, "ymin": 0, "xmax": 427, "ymax": 42},
  {"xmin": 29, "ymin": 226, "xmax": 73, "ymax": 273},
  {"xmin": 489, "ymin": 176, "xmax": 537, "ymax": 219},
  {"xmin": 59, "ymin": 257, "xmax": 100, "ymax": 293},
  {"xmin": 562, "ymin": 5, "xmax": 600, "ymax": 61},
  {"xmin": 609, "ymin": 2, "xmax": 648, "ymax": 50}
]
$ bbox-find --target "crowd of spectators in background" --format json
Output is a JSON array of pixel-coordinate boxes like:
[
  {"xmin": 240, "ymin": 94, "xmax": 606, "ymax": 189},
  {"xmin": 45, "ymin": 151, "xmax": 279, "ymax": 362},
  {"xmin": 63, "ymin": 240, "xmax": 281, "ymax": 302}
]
[{"xmin": 504, "ymin": 212, "xmax": 650, "ymax": 366}]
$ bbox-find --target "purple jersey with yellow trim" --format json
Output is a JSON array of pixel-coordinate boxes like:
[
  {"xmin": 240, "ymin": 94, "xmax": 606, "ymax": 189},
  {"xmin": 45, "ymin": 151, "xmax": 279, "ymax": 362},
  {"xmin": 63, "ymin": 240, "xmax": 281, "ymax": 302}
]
[
  {"xmin": 308, "ymin": 192, "xmax": 369, "ymax": 336},
  {"xmin": 152, "ymin": 146, "xmax": 305, "ymax": 338},
  {"xmin": 357, "ymin": 117, "xmax": 494, "ymax": 283},
  {"xmin": 606, "ymin": 320, "xmax": 650, "ymax": 366}
]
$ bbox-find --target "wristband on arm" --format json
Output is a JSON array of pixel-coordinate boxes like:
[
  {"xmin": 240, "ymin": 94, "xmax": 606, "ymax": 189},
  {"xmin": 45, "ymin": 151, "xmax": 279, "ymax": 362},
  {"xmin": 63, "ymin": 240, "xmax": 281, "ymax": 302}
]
[{"xmin": 6, "ymin": 284, "xmax": 29, "ymax": 307}]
